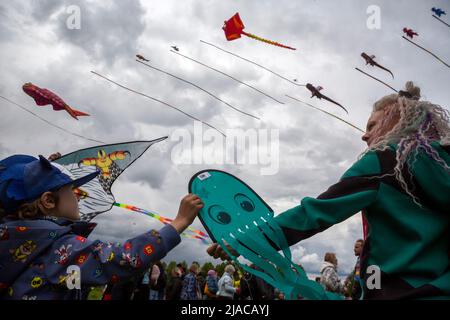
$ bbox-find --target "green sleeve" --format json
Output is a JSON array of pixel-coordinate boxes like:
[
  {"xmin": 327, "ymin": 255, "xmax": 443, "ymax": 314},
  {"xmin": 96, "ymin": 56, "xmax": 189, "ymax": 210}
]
[
  {"xmin": 411, "ymin": 143, "xmax": 450, "ymax": 211},
  {"xmin": 274, "ymin": 151, "xmax": 381, "ymax": 246}
]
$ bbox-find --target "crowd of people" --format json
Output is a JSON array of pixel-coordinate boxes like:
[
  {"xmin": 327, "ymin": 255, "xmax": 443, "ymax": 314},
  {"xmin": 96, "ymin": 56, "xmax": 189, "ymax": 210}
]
[{"xmin": 83, "ymin": 238, "xmax": 365, "ymax": 300}]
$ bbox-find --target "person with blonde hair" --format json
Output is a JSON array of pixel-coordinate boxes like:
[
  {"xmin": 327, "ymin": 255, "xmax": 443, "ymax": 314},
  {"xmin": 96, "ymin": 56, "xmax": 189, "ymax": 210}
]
[
  {"xmin": 209, "ymin": 81, "xmax": 450, "ymax": 299},
  {"xmin": 320, "ymin": 253, "xmax": 343, "ymax": 294}
]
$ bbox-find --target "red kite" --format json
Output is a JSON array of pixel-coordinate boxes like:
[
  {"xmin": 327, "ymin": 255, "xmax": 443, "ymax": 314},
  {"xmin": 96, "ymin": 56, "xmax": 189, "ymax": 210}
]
[
  {"xmin": 22, "ymin": 83, "xmax": 89, "ymax": 120},
  {"xmin": 403, "ymin": 28, "xmax": 418, "ymax": 39},
  {"xmin": 223, "ymin": 13, "xmax": 296, "ymax": 50}
]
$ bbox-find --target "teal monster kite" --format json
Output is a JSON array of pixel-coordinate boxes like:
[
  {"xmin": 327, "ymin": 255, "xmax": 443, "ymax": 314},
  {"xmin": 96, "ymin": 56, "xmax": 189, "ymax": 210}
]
[{"xmin": 189, "ymin": 170, "xmax": 342, "ymax": 300}]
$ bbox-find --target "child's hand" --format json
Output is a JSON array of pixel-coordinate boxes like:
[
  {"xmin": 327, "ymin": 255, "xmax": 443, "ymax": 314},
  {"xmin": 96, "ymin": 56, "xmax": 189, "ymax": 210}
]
[
  {"xmin": 48, "ymin": 152, "xmax": 61, "ymax": 161},
  {"xmin": 171, "ymin": 194, "xmax": 204, "ymax": 233}
]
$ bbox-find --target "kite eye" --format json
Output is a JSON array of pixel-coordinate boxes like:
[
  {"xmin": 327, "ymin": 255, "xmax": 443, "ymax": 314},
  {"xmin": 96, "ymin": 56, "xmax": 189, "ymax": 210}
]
[
  {"xmin": 234, "ymin": 194, "xmax": 255, "ymax": 212},
  {"xmin": 208, "ymin": 205, "xmax": 231, "ymax": 225}
]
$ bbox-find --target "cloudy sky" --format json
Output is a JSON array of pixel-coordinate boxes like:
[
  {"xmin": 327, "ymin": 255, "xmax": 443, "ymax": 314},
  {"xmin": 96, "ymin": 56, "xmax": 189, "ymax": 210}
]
[{"xmin": 1, "ymin": 0, "xmax": 449, "ymax": 275}]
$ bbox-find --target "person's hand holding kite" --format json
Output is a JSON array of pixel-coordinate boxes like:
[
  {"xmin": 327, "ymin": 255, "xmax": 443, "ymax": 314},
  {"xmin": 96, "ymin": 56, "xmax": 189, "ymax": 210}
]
[{"xmin": 171, "ymin": 194, "xmax": 204, "ymax": 233}]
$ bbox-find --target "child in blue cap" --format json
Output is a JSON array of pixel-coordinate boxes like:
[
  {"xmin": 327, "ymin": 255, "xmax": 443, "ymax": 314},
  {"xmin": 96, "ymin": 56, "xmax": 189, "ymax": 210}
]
[{"xmin": 0, "ymin": 154, "xmax": 203, "ymax": 300}]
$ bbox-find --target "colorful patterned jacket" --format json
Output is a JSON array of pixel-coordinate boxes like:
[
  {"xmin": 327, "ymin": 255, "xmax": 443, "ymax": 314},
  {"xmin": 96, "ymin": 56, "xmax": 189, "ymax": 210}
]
[{"xmin": 0, "ymin": 216, "xmax": 180, "ymax": 300}]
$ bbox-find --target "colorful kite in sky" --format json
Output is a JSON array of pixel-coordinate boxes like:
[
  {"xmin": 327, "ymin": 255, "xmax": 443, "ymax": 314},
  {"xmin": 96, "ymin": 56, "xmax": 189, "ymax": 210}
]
[
  {"xmin": 53, "ymin": 139, "xmax": 210, "ymax": 244},
  {"xmin": 403, "ymin": 27, "xmax": 419, "ymax": 39},
  {"xmin": 22, "ymin": 83, "xmax": 89, "ymax": 120},
  {"xmin": 223, "ymin": 13, "xmax": 296, "ymax": 50}
]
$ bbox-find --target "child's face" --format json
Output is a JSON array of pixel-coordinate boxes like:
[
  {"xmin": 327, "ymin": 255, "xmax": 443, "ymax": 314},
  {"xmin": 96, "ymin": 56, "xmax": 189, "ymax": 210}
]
[{"xmin": 54, "ymin": 185, "xmax": 80, "ymax": 221}]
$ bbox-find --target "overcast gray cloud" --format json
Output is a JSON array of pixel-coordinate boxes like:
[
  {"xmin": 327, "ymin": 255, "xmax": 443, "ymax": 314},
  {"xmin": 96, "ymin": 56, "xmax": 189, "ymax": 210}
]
[{"xmin": 1, "ymin": 0, "xmax": 449, "ymax": 276}]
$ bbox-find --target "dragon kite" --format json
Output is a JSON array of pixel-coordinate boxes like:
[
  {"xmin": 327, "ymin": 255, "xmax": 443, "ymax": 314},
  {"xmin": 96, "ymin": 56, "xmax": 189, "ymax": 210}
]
[{"xmin": 223, "ymin": 13, "xmax": 296, "ymax": 50}]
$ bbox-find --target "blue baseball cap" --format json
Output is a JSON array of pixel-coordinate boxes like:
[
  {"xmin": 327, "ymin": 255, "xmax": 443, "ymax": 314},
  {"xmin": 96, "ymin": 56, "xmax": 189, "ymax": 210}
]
[{"xmin": 0, "ymin": 154, "xmax": 99, "ymax": 214}]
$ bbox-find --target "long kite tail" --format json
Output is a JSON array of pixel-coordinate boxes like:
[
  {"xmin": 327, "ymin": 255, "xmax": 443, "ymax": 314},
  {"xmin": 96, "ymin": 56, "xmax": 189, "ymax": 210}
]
[
  {"xmin": 241, "ymin": 31, "xmax": 296, "ymax": 50},
  {"xmin": 136, "ymin": 60, "xmax": 260, "ymax": 120},
  {"xmin": 113, "ymin": 202, "xmax": 210, "ymax": 243},
  {"xmin": 91, "ymin": 71, "xmax": 226, "ymax": 137},
  {"xmin": 0, "ymin": 94, "xmax": 105, "ymax": 143},
  {"xmin": 285, "ymin": 95, "xmax": 365, "ymax": 133},
  {"xmin": 200, "ymin": 40, "xmax": 305, "ymax": 86},
  {"xmin": 354, "ymin": 67, "xmax": 398, "ymax": 92},
  {"xmin": 320, "ymin": 95, "xmax": 349, "ymax": 114},
  {"xmin": 373, "ymin": 62, "xmax": 395, "ymax": 79},
  {"xmin": 402, "ymin": 36, "xmax": 450, "ymax": 68},
  {"xmin": 170, "ymin": 50, "xmax": 284, "ymax": 104}
]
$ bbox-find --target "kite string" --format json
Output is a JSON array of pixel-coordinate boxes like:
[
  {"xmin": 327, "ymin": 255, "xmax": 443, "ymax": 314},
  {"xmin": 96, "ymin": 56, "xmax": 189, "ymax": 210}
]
[
  {"xmin": 170, "ymin": 50, "xmax": 285, "ymax": 104},
  {"xmin": 354, "ymin": 67, "xmax": 398, "ymax": 93},
  {"xmin": 136, "ymin": 59, "xmax": 260, "ymax": 120},
  {"xmin": 90, "ymin": 71, "xmax": 226, "ymax": 137},
  {"xmin": 200, "ymin": 40, "xmax": 305, "ymax": 86},
  {"xmin": 402, "ymin": 36, "xmax": 450, "ymax": 68},
  {"xmin": 432, "ymin": 15, "xmax": 450, "ymax": 28},
  {"xmin": 285, "ymin": 94, "xmax": 365, "ymax": 133},
  {"xmin": 0, "ymin": 95, "xmax": 105, "ymax": 144}
]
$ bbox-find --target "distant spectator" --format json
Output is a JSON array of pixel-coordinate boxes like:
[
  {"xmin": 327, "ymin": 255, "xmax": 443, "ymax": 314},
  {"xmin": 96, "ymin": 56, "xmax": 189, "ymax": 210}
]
[
  {"xmin": 166, "ymin": 267, "xmax": 183, "ymax": 300},
  {"xmin": 217, "ymin": 265, "xmax": 239, "ymax": 300},
  {"xmin": 204, "ymin": 269, "xmax": 219, "ymax": 300},
  {"xmin": 180, "ymin": 263, "xmax": 202, "ymax": 300},
  {"xmin": 320, "ymin": 252, "xmax": 343, "ymax": 294}
]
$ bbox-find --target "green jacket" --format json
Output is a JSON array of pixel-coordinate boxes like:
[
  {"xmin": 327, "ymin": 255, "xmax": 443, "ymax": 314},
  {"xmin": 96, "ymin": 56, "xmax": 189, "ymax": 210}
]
[{"xmin": 275, "ymin": 143, "xmax": 450, "ymax": 299}]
